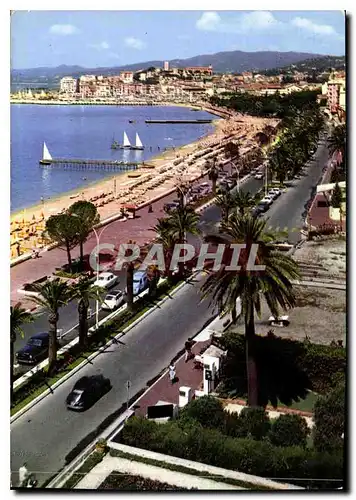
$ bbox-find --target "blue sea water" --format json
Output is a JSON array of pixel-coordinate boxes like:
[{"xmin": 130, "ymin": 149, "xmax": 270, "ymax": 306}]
[{"xmin": 10, "ymin": 104, "xmax": 216, "ymax": 212}]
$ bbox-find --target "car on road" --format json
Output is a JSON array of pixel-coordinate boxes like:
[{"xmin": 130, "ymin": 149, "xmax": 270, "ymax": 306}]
[
  {"xmin": 254, "ymin": 172, "xmax": 264, "ymax": 180},
  {"xmin": 92, "ymin": 272, "xmax": 118, "ymax": 289},
  {"xmin": 251, "ymin": 206, "xmax": 264, "ymax": 218},
  {"xmin": 260, "ymin": 195, "xmax": 274, "ymax": 205},
  {"xmin": 16, "ymin": 332, "xmax": 49, "ymax": 365},
  {"xmin": 132, "ymin": 270, "xmax": 149, "ymax": 296},
  {"xmin": 66, "ymin": 374, "xmax": 111, "ymax": 411},
  {"xmin": 102, "ymin": 289, "xmax": 125, "ymax": 311},
  {"xmin": 269, "ymin": 188, "xmax": 282, "ymax": 197},
  {"xmin": 163, "ymin": 201, "xmax": 180, "ymax": 212},
  {"xmin": 267, "ymin": 190, "xmax": 280, "ymax": 200},
  {"xmin": 256, "ymin": 202, "xmax": 270, "ymax": 213}
]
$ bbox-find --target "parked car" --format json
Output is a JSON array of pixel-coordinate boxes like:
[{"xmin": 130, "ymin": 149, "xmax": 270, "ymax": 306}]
[
  {"xmin": 257, "ymin": 202, "xmax": 270, "ymax": 213},
  {"xmin": 260, "ymin": 196, "xmax": 274, "ymax": 205},
  {"xmin": 269, "ymin": 188, "xmax": 282, "ymax": 197},
  {"xmin": 251, "ymin": 206, "xmax": 264, "ymax": 218},
  {"xmin": 16, "ymin": 332, "xmax": 49, "ymax": 365},
  {"xmin": 92, "ymin": 272, "xmax": 118, "ymax": 289},
  {"xmin": 125, "ymin": 270, "xmax": 149, "ymax": 296},
  {"xmin": 102, "ymin": 289, "xmax": 125, "ymax": 311},
  {"xmin": 267, "ymin": 190, "xmax": 279, "ymax": 200},
  {"xmin": 66, "ymin": 375, "xmax": 111, "ymax": 411},
  {"xmin": 254, "ymin": 172, "xmax": 264, "ymax": 180},
  {"xmin": 163, "ymin": 201, "xmax": 179, "ymax": 212}
]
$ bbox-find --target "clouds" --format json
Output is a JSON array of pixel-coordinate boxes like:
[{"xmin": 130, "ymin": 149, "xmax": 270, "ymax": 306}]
[
  {"xmin": 291, "ymin": 17, "xmax": 338, "ymax": 36},
  {"xmin": 196, "ymin": 11, "xmax": 343, "ymax": 38},
  {"xmin": 196, "ymin": 12, "xmax": 221, "ymax": 31},
  {"xmin": 49, "ymin": 24, "xmax": 79, "ymax": 35},
  {"xmin": 89, "ymin": 41, "xmax": 110, "ymax": 50},
  {"xmin": 124, "ymin": 37, "xmax": 146, "ymax": 50}
]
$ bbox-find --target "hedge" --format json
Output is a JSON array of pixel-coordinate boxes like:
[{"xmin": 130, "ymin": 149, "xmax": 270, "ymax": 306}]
[
  {"xmin": 269, "ymin": 413, "xmax": 310, "ymax": 448},
  {"xmin": 313, "ymin": 382, "xmax": 345, "ymax": 453},
  {"xmin": 120, "ymin": 417, "xmax": 343, "ymax": 489},
  {"xmin": 216, "ymin": 332, "xmax": 346, "ymax": 407}
]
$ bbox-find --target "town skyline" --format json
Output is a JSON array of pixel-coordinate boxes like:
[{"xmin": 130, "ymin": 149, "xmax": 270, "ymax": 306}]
[{"xmin": 11, "ymin": 10, "xmax": 345, "ymax": 69}]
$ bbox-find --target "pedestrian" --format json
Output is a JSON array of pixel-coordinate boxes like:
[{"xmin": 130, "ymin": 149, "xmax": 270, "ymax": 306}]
[
  {"xmin": 169, "ymin": 362, "xmax": 176, "ymax": 384},
  {"xmin": 184, "ymin": 337, "xmax": 194, "ymax": 362},
  {"xmin": 18, "ymin": 463, "xmax": 29, "ymax": 487},
  {"xmin": 148, "ymin": 204, "xmax": 153, "ymax": 213}
]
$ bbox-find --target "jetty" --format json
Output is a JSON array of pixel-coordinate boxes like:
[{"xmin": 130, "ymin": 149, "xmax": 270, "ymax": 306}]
[
  {"xmin": 38, "ymin": 142, "xmax": 139, "ymax": 171},
  {"xmin": 145, "ymin": 119, "xmax": 212, "ymax": 124}
]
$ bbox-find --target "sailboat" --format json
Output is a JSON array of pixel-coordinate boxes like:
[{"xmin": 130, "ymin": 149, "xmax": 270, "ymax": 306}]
[
  {"xmin": 39, "ymin": 142, "xmax": 52, "ymax": 165},
  {"xmin": 119, "ymin": 131, "xmax": 132, "ymax": 150},
  {"xmin": 132, "ymin": 132, "xmax": 144, "ymax": 151},
  {"xmin": 111, "ymin": 135, "xmax": 119, "ymax": 150}
]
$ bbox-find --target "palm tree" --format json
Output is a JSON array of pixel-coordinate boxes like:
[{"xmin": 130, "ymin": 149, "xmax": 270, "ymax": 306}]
[
  {"xmin": 232, "ymin": 190, "xmax": 256, "ymax": 217},
  {"xmin": 30, "ymin": 278, "xmax": 72, "ymax": 373},
  {"xmin": 10, "ymin": 303, "xmax": 34, "ymax": 404},
  {"xmin": 328, "ymin": 124, "xmax": 346, "ymax": 164},
  {"xmin": 215, "ymin": 189, "xmax": 235, "ymax": 223},
  {"xmin": 165, "ymin": 206, "xmax": 200, "ymax": 276},
  {"xmin": 72, "ymin": 277, "xmax": 103, "ymax": 348},
  {"xmin": 152, "ymin": 218, "xmax": 177, "ymax": 279},
  {"xmin": 201, "ymin": 214, "xmax": 300, "ymax": 407},
  {"xmin": 206, "ymin": 159, "xmax": 220, "ymax": 195}
]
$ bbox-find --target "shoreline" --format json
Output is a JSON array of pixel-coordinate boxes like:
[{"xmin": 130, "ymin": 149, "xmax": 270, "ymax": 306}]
[{"xmin": 10, "ymin": 119, "xmax": 218, "ymax": 221}]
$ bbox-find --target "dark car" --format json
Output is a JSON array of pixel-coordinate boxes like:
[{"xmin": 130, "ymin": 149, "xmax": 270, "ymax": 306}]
[
  {"xmin": 251, "ymin": 206, "xmax": 263, "ymax": 218},
  {"xmin": 16, "ymin": 332, "xmax": 49, "ymax": 365},
  {"xmin": 163, "ymin": 201, "xmax": 179, "ymax": 212},
  {"xmin": 257, "ymin": 202, "xmax": 270, "ymax": 213},
  {"xmin": 66, "ymin": 375, "xmax": 111, "ymax": 411}
]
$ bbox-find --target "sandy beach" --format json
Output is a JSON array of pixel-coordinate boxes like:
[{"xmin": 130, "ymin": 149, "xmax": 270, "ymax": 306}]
[{"xmin": 10, "ymin": 112, "xmax": 278, "ymax": 259}]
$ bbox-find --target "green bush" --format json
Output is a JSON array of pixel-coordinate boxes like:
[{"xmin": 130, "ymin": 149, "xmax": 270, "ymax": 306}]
[
  {"xmin": 238, "ymin": 407, "xmax": 271, "ymax": 440},
  {"xmin": 120, "ymin": 417, "xmax": 343, "ymax": 488},
  {"xmin": 269, "ymin": 414, "xmax": 310, "ymax": 448},
  {"xmin": 313, "ymin": 382, "xmax": 345, "ymax": 453},
  {"xmin": 178, "ymin": 396, "xmax": 225, "ymax": 430}
]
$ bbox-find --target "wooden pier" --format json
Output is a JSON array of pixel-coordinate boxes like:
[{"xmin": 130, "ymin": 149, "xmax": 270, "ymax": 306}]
[
  {"xmin": 145, "ymin": 119, "xmax": 212, "ymax": 124},
  {"xmin": 39, "ymin": 158, "xmax": 140, "ymax": 171}
]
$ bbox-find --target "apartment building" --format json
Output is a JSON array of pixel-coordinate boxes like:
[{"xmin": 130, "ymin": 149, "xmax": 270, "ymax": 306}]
[
  {"xmin": 60, "ymin": 76, "xmax": 78, "ymax": 94},
  {"xmin": 120, "ymin": 71, "xmax": 134, "ymax": 84},
  {"xmin": 321, "ymin": 72, "xmax": 346, "ymax": 117}
]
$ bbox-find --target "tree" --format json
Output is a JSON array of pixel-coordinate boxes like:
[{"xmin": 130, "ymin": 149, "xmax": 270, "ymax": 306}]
[
  {"xmin": 331, "ymin": 182, "xmax": 344, "ymax": 227},
  {"xmin": 328, "ymin": 124, "xmax": 346, "ymax": 164},
  {"xmin": 30, "ymin": 279, "xmax": 72, "ymax": 373},
  {"xmin": 10, "ymin": 303, "xmax": 34, "ymax": 404},
  {"xmin": 224, "ymin": 141, "xmax": 240, "ymax": 164},
  {"xmin": 72, "ymin": 277, "xmax": 103, "ymax": 348},
  {"xmin": 313, "ymin": 382, "xmax": 345, "ymax": 453},
  {"xmin": 206, "ymin": 159, "xmax": 220, "ymax": 195},
  {"xmin": 201, "ymin": 214, "xmax": 300, "ymax": 406},
  {"xmin": 215, "ymin": 189, "xmax": 235, "ymax": 224},
  {"xmin": 269, "ymin": 413, "xmax": 309, "ymax": 447},
  {"xmin": 152, "ymin": 218, "xmax": 177, "ymax": 280},
  {"xmin": 45, "ymin": 213, "xmax": 80, "ymax": 270},
  {"xmin": 231, "ymin": 190, "xmax": 256, "ymax": 217},
  {"xmin": 179, "ymin": 395, "xmax": 225, "ymax": 430},
  {"xmin": 164, "ymin": 206, "xmax": 200, "ymax": 276},
  {"xmin": 68, "ymin": 201, "xmax": 100, "ymax": 270}
]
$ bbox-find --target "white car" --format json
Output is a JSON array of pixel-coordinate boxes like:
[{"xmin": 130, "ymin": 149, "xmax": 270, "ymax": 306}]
[
  {"xmin": 92, "ymin": 272, "xmax": 118, "ymax": 289},
  {"xmin": 269, "ymin": 188, "xmax": 282, "ymax": 197},
  {"xmin": 267, "ymin": 190, "xmax": 279, "ymax": 200},
  {"xmin": 254, "ymin": 173, "xmax": 264, "ymax": 180},
  {"xmin": 102, "ymin": 290, "xmax": 125, "ymax": 310},
  {"xmin": 260, "ymin": 196, "xmax": 274, "ymax": 205}
]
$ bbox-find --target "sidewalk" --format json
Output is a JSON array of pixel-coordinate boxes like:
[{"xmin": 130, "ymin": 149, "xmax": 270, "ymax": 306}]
[
  {"xmin": 133, "ymin": 338, "xmax": 210, "ymax": 418},
  {"xmin": 74, "ymin": 454, "xmax": 242, "ymax": 490}
]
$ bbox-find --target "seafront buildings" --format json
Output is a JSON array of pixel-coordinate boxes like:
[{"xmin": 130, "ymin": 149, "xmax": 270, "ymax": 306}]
[{"xmin": 12, "ymin": 62, "xmax": 342, "ymax": 107}]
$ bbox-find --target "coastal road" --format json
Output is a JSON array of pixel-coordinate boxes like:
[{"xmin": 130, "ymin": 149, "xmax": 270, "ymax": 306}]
[
  {"xmin": 11, "ymin": 273, "xmax": 213, "ymax": 486},
  {"xmin": 10, "ymin": 140, "xmax": 330, "ymax": 486},
  {"xmin": 15, "ymin": 138, "xmax": 328, "ymax": 366}
]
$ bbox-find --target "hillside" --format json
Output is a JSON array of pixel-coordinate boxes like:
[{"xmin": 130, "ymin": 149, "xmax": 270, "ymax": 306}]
[
  {"xmin": 262, "ymin": 55, "xmax": 346, "ymax": 76},
  {"xmin": 11, "ymin": 50, "xmax": 330, "ymax": 89}
]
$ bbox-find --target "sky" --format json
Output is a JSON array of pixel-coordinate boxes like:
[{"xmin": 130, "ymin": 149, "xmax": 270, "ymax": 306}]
[{"xmin": 10, "ymin": 10, "xmax": 346, "ymax": 69}]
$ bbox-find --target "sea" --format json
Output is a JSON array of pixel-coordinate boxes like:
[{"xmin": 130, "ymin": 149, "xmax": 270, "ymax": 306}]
[{"xmin": 10, "ymin": 104, "xmax": 217, "ymax": 213}]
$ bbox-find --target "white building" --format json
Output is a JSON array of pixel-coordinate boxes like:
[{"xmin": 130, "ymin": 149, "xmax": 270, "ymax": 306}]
[
  {"xmin": 164, "ymin": 61, "xmax": 169, "ymax": 71},
  {"xmin": 60, "ymin": 76, "xmax": 78, "ymax": 94}
]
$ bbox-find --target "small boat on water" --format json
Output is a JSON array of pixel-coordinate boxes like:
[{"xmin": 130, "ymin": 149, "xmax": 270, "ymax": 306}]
[
  {"xmin": 111, "ymin": 135, "xmax": 120, "ymax": 150},
  {"xmin": 119, "ymin": 131, "xmax": 133, "ymax": 150},
  {"xmin": 132, "ymin": 132, "xmax": 144, "ymax": 151},
  {"xmin": 129, "ymin": 120, "xmax": 136, "ymax": 123},
  {"xmin": 39, "ymin": 142, "xmax": 52, "ymax": 165}
]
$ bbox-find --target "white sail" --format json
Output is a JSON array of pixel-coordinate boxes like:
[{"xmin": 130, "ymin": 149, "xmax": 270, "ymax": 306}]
[
  {"xmin": 123, "ymin": 131, "xmax": 131, "ymax": 147},
  {"xmin": 43, "ymin": 142, "xmax": 52, "ymax": 161},
  {"xmin": 135, "ymin": 133, "xmax": 143, "ymax": 148}
]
